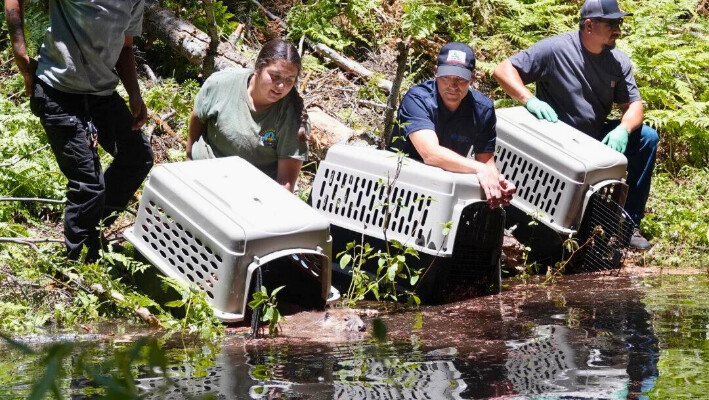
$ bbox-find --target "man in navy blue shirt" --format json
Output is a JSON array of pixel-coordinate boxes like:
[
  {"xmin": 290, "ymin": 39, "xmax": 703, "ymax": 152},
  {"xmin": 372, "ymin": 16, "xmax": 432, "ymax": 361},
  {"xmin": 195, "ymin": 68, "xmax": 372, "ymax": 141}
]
[{"xmin": 389, "ymin": 42, "xmax": 515, "ymax": 208}]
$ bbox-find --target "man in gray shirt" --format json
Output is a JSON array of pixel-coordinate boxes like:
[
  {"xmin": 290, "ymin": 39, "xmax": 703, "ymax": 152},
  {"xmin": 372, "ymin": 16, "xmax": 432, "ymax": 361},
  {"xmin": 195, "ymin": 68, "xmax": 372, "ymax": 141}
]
[
  {"xmin": 493, "ymin": 0, "xmax": 658, "ymax": 250},
  {"xmin": 5, "ymin": 0, "xmax": 154, "ymax": 261}
]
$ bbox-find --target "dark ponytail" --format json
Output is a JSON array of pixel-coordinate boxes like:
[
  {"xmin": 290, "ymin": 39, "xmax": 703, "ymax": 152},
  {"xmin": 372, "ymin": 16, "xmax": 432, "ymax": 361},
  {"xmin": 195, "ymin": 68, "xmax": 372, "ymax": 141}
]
[{"xmin": 256, "ymin": 39, "xmax": 310, "ymax": 143}]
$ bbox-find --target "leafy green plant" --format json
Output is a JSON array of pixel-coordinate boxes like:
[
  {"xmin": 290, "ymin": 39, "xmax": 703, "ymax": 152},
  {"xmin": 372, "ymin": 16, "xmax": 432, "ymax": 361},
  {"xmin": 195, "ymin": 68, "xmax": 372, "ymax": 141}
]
[
  {"xmin": 161, "ymin": 277, "xmax": 224, "ymax": 338},
  {"xmin": 161, "ymin": 0, "xmax": 238, "ymax": 38},
  {"xmin": 247, "ymin": 285, "xmax": 285, "ymax": 336},
  {"xmin": 627, "ymin": 0, "xmax": 709, "ymax": 168},
  {"xmin": 400, "ymin": 0, "xmax": 474, "ymax": 42},
  {"xmin": 337, "ymin": 151, "xmax": 422, "ymax": 307},
  {"xmin": 641, "ymin": 166, "xmax": 709, "ymax": 268},
  {"xmin": 0, "ymin": 334, "xmax": 171, "ymax": 400},
  {"xmin": 286, "ymin": 0, "xmax": 383, "ymax": 51}
]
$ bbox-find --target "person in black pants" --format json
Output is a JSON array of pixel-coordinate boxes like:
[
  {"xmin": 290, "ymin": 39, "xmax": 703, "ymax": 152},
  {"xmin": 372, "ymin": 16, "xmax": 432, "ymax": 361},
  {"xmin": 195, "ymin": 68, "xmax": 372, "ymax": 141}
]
[{"xmin": 5, "ymin": 0, "xmax": 153, "ymax": 262}]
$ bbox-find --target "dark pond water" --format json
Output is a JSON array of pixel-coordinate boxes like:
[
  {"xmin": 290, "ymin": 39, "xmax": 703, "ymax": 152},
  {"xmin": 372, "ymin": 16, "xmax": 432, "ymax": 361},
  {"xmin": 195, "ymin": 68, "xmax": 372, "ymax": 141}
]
[{"xmin": 2, "ymin": 272, "xmax": 708, "ymax": 399}]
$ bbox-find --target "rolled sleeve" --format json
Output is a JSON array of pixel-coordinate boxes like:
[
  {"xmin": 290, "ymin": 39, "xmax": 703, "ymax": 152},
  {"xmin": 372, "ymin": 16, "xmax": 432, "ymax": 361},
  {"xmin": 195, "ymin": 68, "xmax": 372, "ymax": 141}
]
[{"xmin": 193, "ymin": 79, "xmax": 216, "ymax": 122}]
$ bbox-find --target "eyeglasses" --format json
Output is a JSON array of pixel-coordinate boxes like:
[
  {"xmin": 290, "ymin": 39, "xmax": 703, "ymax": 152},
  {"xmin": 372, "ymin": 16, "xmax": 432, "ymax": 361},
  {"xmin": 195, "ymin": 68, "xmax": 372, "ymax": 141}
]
[{"xmin": 594, "ymin": 18, "xmax": 623, "ymax": 28}]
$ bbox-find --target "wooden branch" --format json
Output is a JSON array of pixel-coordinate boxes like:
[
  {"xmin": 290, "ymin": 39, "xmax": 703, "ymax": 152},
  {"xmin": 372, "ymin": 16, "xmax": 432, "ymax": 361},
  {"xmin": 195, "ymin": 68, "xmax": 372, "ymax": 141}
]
[
  {"xmin": 228, "ymin": 24, "xmax": 245, "ymax": 45},
  {"xmin": 202, "ymin": 0, "xmax": 219, "ymax": 77},
  {"xmin": 381, "ymin": 38, "xmax": 410, "ymax": 149},
  {"xmin": 0, "ymin": 144, "xmax": 50, "ymax": 167},
  {"xmin": 0, "ymin": 237, "xmax": 64, "ymax": 252},
  {"xmin": 4, "ymin": 235, "xmax": 162, "ymax": 327},
  {"xmin": 91, "ymin": 283, "xmax": 161, "ymax": 327},
  {"xmin": 358, "ymin": 99, "xmax": 388, "ymax": 109},
  {"xmin": 148, "ymin": 110, "xmax": 177, "ymax": 136},
  {"xmin": 0, "ymin": 196, "xmax": 65, "ymax": 204},
  {"xmin": 142, "ymin": 63, "xmax": 158, "ymax": 83},
  {"xmin": 311, "ymin": 43, "xmax": 393, "ymax": 93},
  {"xmin": 249, "ymin": 0, "xmax": 281, "ymax": 22}
]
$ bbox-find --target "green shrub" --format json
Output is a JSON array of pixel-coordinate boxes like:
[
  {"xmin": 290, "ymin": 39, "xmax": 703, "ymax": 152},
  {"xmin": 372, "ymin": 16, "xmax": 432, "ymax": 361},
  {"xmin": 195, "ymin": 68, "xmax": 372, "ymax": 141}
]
[{"xmin": 642, "ymin": 166, "xmax": 709, "ymax": 268}]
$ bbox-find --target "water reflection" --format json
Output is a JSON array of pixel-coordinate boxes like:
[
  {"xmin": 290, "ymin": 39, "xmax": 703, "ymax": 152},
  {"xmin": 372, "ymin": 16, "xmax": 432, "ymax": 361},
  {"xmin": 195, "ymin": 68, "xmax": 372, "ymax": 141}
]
[
  {"xmin": 6, "ymin": 273, "xmax": 689, "ymax": 399},
  {"xmin": 640, "ymin": 274, "xmax": 709, "ymax": 400},
  {"xmin": 129, "ymin": 273, "xmax": 663, "ymax": 399},
  {"xmin": 505, "ymin": 324, "xmax": 628, "ymax": 399}
]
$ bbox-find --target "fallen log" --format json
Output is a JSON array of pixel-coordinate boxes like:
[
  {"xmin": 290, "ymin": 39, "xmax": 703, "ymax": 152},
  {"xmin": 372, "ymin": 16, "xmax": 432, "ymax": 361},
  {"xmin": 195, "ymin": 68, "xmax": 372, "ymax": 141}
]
[
  {"xmin": 310, "ymin": 43, "xmax": 392, "ymax": 93},
  {"xmin": 143, "ymin": 0, "xmax": 249, "ymax": 70},
  {"xmin": 308, "ymin": 107, "xmax": 360, "ymax": 154}
]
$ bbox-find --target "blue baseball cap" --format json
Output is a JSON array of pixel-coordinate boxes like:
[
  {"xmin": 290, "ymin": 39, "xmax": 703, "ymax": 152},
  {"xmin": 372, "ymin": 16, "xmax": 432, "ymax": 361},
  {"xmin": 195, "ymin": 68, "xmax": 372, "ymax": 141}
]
[
  {"xmin": 580, "ymin": 0, "xmax": 633, "ymax": 19},
  {"xmin": 436, "ymin": 42, "xmax": 475, "ymax": 81}
]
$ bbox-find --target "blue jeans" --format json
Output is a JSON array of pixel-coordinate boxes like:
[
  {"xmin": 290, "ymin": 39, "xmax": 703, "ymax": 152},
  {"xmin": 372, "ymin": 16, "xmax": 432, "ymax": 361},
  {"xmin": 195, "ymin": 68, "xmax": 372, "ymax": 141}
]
[
  {"xmin": 30, "ymin": 79, "xmax": 154, "ymax": 261},
  {"xmin": 603, "ymin": 121, "xmax": 659, "ymax": 227}
]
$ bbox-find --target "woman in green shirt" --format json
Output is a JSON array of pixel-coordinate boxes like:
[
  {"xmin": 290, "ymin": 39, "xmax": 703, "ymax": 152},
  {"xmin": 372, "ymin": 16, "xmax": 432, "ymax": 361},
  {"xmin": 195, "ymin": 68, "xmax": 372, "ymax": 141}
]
[{"xmin": 187, "ymin": 39, "xmax": 309, "ymax": 192}]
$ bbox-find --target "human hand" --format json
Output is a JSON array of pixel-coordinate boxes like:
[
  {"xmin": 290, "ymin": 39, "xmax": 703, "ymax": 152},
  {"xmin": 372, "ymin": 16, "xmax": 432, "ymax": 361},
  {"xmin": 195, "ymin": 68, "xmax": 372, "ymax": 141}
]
[
  {"xmin": 476, "ymin": 167, "xmax": 503, "ymax": 208},
  {"xmin": 499, "ymin": 176, "xmax": 516, "ymax": 206},
  {"xmin": 525, "ymin": 97, "xmax": 558, "ymax": 122},
  {"xmin": 601, "ymin": 125, "xmax": 629, "ymax": 153},
  {"xmin": 129, "ymin": 95, "xmax": 148, "ymax": 130},
  {"xmin": 16, "ymin": 56, "xmax": 37, "ymax": 96}
]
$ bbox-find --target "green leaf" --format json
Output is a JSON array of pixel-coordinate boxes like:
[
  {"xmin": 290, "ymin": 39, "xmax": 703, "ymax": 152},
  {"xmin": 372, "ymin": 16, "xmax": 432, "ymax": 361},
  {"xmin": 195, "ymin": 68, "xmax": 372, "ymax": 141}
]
[
  {"xmin": 164, "ymin": 300, "xmax": 185, "ymax": 308},
  {"xmin": 340, "ymin": 253, "xmax": 352, "ymax": 269},
  {"xmin": 262, "ymin": 307, "xmax": 274, "ymax": 322},
  {"xmin": 271, "ymin": 285, "xmax": 286, "ymax": 297},
  {"xmin": 409, "ymin": 274, "xmax": 419, "ymax": 286},
  {"xmin": 247, "ymin": 299, "xmax": 264, "ymax": 310},
  {"xmin": 387, "ymin": 265, "xmax": 397, "ymax": 281}
]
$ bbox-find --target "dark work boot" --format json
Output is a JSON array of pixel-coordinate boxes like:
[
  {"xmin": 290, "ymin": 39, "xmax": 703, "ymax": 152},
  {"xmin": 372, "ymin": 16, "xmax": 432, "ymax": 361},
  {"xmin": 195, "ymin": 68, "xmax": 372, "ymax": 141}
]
[{"xmin": 629, "ymin": 228, "xmax": 651, "ymax": 250}]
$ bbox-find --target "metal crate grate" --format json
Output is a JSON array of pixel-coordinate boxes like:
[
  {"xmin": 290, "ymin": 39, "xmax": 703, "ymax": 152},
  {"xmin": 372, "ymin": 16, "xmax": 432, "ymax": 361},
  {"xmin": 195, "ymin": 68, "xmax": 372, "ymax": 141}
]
[
  {"xmin": 137, "ymin": 200, "xmax": 222, "ymax": 300},
  {"xmin": 573, "ymin": 184, "xmax": 633, "ymax": 271},
  {"xmin": 448, "ymin": 204, "xmax": 504, "ymax": 285},
  {"xmin": 313, "ymin": 166, "xmax": 435, "ymax": 249}
]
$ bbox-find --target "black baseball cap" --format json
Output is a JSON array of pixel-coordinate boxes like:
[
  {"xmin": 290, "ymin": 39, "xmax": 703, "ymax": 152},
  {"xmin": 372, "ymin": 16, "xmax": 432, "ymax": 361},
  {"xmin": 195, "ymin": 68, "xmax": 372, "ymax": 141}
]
[
  {"xmin": 436, "ymin": 42, "xmax": 475, "ymax": 81},
  {"xmin": 580, "ymin": 0, "xmax": 632, "ymax": 19}
]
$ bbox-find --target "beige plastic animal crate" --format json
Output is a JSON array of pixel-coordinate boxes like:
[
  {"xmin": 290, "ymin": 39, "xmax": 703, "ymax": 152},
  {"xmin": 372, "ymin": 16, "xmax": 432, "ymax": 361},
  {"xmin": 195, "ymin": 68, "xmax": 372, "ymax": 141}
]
[
  {"xmin": 310, "ymin": 144, "xmax": 504, "ymax": 301},
  {"xmin": 494, "ymin": 107, "xmax": 633, "ymax": 270},
  {"xmin": 124, "ymin": 157, "xmax": 336, "ymax": 322}
]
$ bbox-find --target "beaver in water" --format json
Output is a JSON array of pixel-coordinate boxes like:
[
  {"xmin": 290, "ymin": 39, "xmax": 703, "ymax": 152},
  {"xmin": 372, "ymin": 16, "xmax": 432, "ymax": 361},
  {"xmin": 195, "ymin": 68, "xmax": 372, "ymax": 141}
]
[{"xmin": 277, "ymin": 308, "xmax": 369, "ymax": 340}]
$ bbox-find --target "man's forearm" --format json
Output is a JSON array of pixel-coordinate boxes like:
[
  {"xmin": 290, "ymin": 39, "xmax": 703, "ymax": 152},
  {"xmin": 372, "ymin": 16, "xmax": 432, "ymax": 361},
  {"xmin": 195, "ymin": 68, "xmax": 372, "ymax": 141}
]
[
  {"xmin": 420, "ymin": 145, "xmax": 487, "ymax": 175},
  {"xmin": 5, "ymin": 0, "xmax": 30, "ymax": 68},
  {"xmin": 619, "ymin": 100, "xmax": 644, "ymax": 133},
  {"xmin": 115, "ymin": 42, "xmax": 141, "ymax": 100}
]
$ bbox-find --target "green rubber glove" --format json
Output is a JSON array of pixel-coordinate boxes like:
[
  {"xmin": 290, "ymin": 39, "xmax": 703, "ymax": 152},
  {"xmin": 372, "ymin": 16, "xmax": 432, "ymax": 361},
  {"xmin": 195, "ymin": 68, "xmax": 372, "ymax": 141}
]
[
  {"xmin": 525, "ymin": 97, "xmax": 558, "ymax": 122},
  {"xmin": 601, "ymin": 125, "xmax": 629, "ymax": 153}
]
